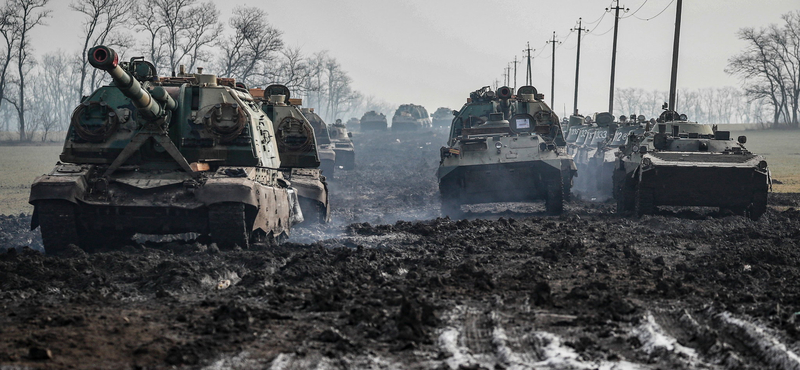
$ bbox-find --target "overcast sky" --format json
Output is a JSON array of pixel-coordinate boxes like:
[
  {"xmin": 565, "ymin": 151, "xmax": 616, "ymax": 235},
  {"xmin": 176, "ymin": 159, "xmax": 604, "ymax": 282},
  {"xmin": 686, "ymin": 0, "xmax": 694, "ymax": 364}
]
[{"xmin": 32, "ymin": 0, "xmax": 798, "ymax": 117}]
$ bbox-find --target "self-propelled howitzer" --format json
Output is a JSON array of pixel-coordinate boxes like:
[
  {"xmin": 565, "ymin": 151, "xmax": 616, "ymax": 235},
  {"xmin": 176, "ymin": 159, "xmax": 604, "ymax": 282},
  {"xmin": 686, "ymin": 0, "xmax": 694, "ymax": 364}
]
[{"xmin": 30, "ymin": 45, "xmax": 301, "ymax": 254}]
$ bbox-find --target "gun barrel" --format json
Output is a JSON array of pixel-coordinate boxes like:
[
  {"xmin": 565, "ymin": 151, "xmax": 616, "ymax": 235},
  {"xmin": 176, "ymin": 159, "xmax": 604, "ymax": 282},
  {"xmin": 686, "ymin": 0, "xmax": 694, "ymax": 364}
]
[{"xmin": 88, "ymin": 45, "xmax": 174, "ymax": 120}]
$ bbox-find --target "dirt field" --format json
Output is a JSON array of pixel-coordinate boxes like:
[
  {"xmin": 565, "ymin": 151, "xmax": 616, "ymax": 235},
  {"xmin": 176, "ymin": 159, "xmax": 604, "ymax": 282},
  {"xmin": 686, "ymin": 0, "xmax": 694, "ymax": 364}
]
[{"xmin": 1, "ymin": 129, "xmax": 800, "ymax": 369}]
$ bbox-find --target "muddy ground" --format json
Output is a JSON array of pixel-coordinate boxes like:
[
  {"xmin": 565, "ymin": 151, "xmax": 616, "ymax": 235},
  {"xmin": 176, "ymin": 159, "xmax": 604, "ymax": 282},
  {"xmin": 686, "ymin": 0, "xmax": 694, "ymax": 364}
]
[{"xmin": 2, "ymin": 130, "xmax": 800, "ymax": 369}]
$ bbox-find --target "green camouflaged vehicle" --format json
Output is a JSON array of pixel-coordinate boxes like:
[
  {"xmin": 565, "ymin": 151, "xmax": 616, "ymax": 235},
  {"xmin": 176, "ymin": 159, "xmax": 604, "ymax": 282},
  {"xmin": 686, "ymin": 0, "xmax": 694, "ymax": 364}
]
[{"xmin": 29, "ymin": 46, "xmax": 301, "ymax": 254}]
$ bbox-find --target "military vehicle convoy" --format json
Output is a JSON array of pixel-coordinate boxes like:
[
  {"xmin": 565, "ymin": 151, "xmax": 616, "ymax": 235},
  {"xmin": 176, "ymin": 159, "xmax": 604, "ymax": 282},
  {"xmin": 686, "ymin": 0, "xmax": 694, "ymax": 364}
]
[
  {"xmin": 329, "ymin": 119, "xmax": 356, "ymax": 170},
  {"xmin": 432, "ymin": 107, "xmax": 454, "ymax": 128},
  {"xmin": 299, "ymin": 108, "xmax": 337, "ymax": 178},
  {"xmin": 250, "ymin": 84, "xmax": 330, "ymax": 224},
  {"xmin": 30, "ymin": 45, "xmax": 301, "ymax": 254},
  {"xmin": 613, "ymin": 109, "xmax": 770, "ymax": 219},
  {"xmin": 392, "ymin": 104, "xmax": 432, "ymax": 131},
  {"xmin": 360, "ymin": 111, "xmax": 387, "ymax": 131},
  {"xmin": 438, "ymin": 85, "xmax": 577, "ymax": 217}
]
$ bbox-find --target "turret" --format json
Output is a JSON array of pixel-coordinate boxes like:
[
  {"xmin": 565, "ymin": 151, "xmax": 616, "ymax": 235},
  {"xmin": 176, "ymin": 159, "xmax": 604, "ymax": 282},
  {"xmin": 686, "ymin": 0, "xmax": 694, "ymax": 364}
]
[{"xmin": 87, "ymin": 45, "xmax": 176, "ymax": 121}]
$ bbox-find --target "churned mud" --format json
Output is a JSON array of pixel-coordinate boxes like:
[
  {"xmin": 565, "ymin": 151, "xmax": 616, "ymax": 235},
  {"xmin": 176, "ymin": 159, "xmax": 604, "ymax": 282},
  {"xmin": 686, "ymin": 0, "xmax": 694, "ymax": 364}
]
[{"xmin": 2, "ymin": 130, "xmax": 800, "ymax": 369}]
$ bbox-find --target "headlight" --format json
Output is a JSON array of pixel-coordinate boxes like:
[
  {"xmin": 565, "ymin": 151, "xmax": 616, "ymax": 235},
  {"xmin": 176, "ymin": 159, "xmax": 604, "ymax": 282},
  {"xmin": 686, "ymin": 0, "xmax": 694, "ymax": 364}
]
[
  {"xmin": 642, "ymin": 157, "xmax": 652, "ymax": 167},
  {"xmin": 758, "ymin": 160, "xmax": 768, "ymax": 170},
  {"xmin": 495, "ymin": 141, "xmax": 502, "ymax": 149}
]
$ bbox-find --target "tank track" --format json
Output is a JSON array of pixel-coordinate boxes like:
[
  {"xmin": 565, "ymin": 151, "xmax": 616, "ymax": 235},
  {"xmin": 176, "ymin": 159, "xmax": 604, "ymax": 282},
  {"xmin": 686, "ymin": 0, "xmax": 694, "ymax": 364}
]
[
  {"xmin": 37, "ymin": 201, "xmax": 80, "ymax": 255},
  {"xmin": 635, "ymin": 187, "xmax": 655, "ymax": 217},
  {"xmin": 208, "ymin": 203, "xmax": 249, "ymax": 250},
  {"xmin": 545, "ymin": 178, "xmax": 564, "ymax": 215}
]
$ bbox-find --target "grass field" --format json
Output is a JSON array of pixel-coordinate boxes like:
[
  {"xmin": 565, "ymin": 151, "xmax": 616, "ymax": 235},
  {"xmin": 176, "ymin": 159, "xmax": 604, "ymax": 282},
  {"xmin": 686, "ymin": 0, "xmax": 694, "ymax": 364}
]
[
  {"xmin": 0, "ymin": 129, "xmax": 798, "ymax": 215},
  {"xmin": 0, "ymin": 144, "xmax": 63, "ymax": 215}
]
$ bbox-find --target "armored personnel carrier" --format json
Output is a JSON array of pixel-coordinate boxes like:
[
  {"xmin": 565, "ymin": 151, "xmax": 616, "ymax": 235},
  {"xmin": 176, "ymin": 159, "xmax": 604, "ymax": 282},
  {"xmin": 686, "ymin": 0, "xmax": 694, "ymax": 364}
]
[
  {"xmin": 573, "ymin": 112, "xmax": 615, "ymax": 198},
  {"xmin": 299, "ymin": 108, "xmax": 337, "ymax": 178},
  {"xmin": 329, "ymin": 119, "xmax": 356, "ymax": 170},
  {"xmin": 29, "ymin": 45, "xmax": 300, "ymax": 254},
  {"xmin": 437, "ymin": 86, "xmax": 576, "ymax": 216},
  {"xmin": 250, "ymin": 85, "xmax": 330, "ymax": 224},
  {"xmin": 360, "ymin": 111, "xmax": 387, "ymax": 131},
  {"xmin": 432, "ymin": 107, "xmax": 454, "ymax": 128},
  {"xmin": 613, "ymin": 109, "xmax": 770, "ymax": 219},
  {"xmin": 392, "ymin": 104, "xmax": 431, "ymax": 131}
]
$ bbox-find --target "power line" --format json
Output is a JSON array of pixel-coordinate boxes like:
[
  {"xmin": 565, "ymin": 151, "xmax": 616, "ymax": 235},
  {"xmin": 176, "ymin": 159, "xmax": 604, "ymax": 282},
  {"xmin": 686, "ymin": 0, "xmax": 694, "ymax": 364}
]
[
  {"xmin": 632, "ymin": 0, "xmax": 676, "ymax": 21},
  {"xmin": 620, "ymin": 0, "xmax": 649, "ymax": 19}
]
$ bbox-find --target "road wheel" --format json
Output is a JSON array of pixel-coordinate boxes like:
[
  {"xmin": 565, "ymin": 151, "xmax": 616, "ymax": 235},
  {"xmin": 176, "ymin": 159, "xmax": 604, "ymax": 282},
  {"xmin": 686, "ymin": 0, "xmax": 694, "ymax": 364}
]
[
  {"xmin": 37, "ymin": 201, "xmax": 81, "ymax": 256},
  {"xmin": 545, "ymin": 178, "xmax": 564, "ymax": 215},
  {"xmin": 634, "ymin": 186, "xmax": 654, "ymax": 217},
  {"xmin": 209, "ymin": 203, "xmax": 250, "ymax": 250},
  {"xmin": 747, "ymin": 191, "xmax": 768, "ymax": 220}
]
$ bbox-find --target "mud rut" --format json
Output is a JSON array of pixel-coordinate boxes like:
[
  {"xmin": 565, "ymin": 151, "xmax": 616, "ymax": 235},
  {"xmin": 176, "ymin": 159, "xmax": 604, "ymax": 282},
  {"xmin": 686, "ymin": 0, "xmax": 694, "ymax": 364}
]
[{"xmin": 2, "ymin": 130, "xmax": 800, "ymax": 369}]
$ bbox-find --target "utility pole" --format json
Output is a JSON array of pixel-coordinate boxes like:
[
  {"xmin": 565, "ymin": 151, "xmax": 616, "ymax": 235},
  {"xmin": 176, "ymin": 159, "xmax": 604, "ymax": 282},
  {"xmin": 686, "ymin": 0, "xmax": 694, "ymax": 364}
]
[
  {"xmin": 512, "ymin": 56, "xmax": 520, "ymax": 92},
  {"xmin": 523, "ymin": 42, "xmax": 534, "ymax": 86},
  {"xmin": 545, "ymin": 32, "xmax": 560, "ymax": 108},
  {"xmin": 502, "ymin": 67, "xmax": 508, "ymax": 87},
  {"xmin": 668, "ymin": 0, "xmax": 683, "ymax": 111},
  {"xmin": 607, "ymin": 1, "xmax": 628, "ymax": 114},
  {"xmin": 571, "ymin": 18, "xmax": 589, "ymax": 116}
]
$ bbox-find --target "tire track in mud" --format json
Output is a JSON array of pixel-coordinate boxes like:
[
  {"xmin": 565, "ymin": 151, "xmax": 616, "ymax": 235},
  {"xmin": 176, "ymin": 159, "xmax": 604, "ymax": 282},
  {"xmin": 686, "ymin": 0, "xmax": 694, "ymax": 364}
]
[{"xmin": 2, "ymin": 130, "xmax": 800, "ymax": 369}]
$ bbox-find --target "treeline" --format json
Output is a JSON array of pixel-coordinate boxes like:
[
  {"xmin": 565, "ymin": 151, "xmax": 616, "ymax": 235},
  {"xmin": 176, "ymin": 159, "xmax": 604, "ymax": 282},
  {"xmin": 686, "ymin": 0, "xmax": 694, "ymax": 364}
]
[
  {"xmin": 0, "ymin": 0, "xmax": 393, "ymax": 142},
  {"xmin": 613, "ymin": 86, "xmax": 772, "ymax": 125}
]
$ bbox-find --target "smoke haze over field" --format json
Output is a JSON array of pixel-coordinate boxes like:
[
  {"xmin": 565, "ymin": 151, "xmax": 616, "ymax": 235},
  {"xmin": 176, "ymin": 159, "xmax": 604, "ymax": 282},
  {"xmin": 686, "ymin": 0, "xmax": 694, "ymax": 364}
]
[{"xmin": 31, "ymin": 0, "xmax": 799, "ymax": 116}]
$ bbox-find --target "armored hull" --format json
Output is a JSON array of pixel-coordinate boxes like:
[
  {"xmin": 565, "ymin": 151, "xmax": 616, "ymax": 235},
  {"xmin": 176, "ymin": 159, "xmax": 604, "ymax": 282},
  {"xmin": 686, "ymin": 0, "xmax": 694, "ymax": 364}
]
[
  {"xmin": 432, "ymin": 107, "xmax": 453, "ymax": 128},
  {"xmin": 392, "ymin": 104, "xmax": 431, "ymax": 131},
  {"xmin": 360, "ymin": 111, "xmax": 387, "ymax": 131},
  {"xmin": 30, "ymin": 46, "xmax": 298, "ymax": 254},
  {"xmin": 251, "ymin": 85, "xmax": 331, "ymax": 224},
  {"xmin": 437, "ymin": 86, "xmax": 576, "ymax": 217},
  {"xmin": 329, "ymin": 122, "xmax": 356, "ymax": 170},
  {"xmin": 300, "ymin": 108, "xmax": 337, "ymax": 178},
  {"xmin": 614, "ymin": 111, "xmax": 770, "ymax": 219}
]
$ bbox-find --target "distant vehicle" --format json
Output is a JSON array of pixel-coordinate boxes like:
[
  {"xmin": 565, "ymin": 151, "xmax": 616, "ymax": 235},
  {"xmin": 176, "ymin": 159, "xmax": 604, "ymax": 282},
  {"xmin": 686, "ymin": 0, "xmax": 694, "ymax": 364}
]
[
  {"xmin": 328, "ymin": 119, "xmax": 356, "ymax": 170},
  {"xmin": 251, "ymin": 84, "xmax": 330, "ymax": 224},
  {"xmin": 614, "ymin": 109, "xmax": 770, "ymax": 219},
  {"xmin": 30, "ymin": 45, "xmax": 301, "ymax": 254},
  {"xmin": 299, "ymin": 108, "xmax": 337, "ymax": 178},
  {"xmin": 346, "ymin": 117, "xmax": 360, "ymax": 130},
  {"xmin": 392, "ymin": 104, "xmax": 431, "ymax": 131},
  {"xmin": 432, "ymin": 107, "xmax": 454, "ymax": 128},
  {"xmin": 438, "ymin": 85, "xmax": 576, "ymax": 217},
  {"xmin": 360, "ymin": 111, "xmax": 387, "ymax": 131}
]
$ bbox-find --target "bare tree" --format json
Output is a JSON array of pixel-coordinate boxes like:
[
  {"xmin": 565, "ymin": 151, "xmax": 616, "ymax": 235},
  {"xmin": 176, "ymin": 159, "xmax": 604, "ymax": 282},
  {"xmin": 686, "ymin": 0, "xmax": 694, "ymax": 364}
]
[
  {"xmin": 2, "ymin": 0, "xmax": 50, "ymax": 141},
  {"xmin": 217, "ymin": 6, "xmax": 282, "ymax": 84},
  {"xmin": 0, "ymin": 4, "xmax": 20, "ymax": 122},
  {"xmin": 728, "ymin": 11, "xmax": 800, "ymax": 128},
  {"xmin": 136, "ymin": 0, "xmax": 220, "ymax": 76},
  {"xmin": 71, "ymin": 0, "xmax": 132, "ymax": 101}
]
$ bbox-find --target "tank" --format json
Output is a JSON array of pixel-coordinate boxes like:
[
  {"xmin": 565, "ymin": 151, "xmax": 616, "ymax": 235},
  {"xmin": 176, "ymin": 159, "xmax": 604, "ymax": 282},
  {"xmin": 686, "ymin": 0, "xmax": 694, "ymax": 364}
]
[
  {"xmin": 437, "ymin": 86, "xmax": 577, "ymax": 217},
  {"xmin": 250, "ymin": 84, "xmax": 331, "ymax": 224},
  {"xmin": 346, "ymin": 117, "xmax": 360, "ymax": 131},
  {"xmin": 613, "ymin": 109, "xmax": 770, "ymax": 219},
  {"xmin": 299, "ymin": 108, "xmax": 337, "ymax": 178},
  {"xmin": 432, "ymin": 107, "xmax": 454, "ymax": 128},
  {"xmin": 360, "ymin": 111, "xmax": 387, "ymax": 131},
  {"xmin": 329, "ymin": 119, "xmax": 356, "ymax": 170},
  {"xmin": 392, "ymin": 104, "xmax": 431, "ymax": 131},
  {"xmin": 29, "ymin": 45, "xmax": 300, "ymax": 254}
]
